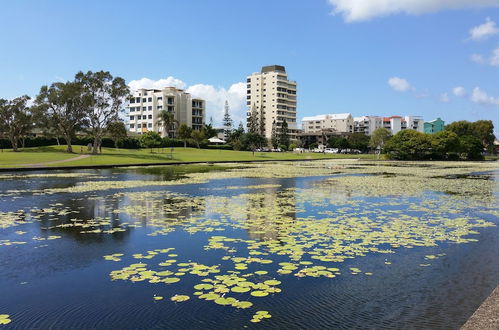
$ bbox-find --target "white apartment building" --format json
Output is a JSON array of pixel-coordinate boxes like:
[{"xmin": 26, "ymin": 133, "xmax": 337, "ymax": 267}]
[
  {"xmin": 126, "ymin": 87, "xmax": 205, "ymax": 137},
  {"xmin": 301, "ymin": 113, "xmax": 354, "ymax": 133},
  {"xmin": 246, "ymin": 65, "xmax": 298, "ymax": 140},
  {"xmin": 353, "ymin": 115, "xmax": 424, "ymax": 135}
]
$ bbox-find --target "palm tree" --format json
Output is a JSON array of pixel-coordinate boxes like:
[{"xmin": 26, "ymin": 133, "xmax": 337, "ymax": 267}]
[{"xmin": 156, "ymin": 110, "xmax": 179, "ymax": 138}]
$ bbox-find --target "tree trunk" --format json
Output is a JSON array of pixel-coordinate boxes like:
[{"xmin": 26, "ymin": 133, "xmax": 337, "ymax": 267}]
[
  {"xmin": 92, "ymin": 136, "xmax": 101, "ymax": 154},
  {"xmin": 184, "ymin": 140, "xmax": 187, "ymax": 148},
  {"xmin": 10, "ymin": 137, "xmax": 18, "ymax": 152},
  {"xmin": 56, "ymin": 137, "xmax": 60, "ymax": 146},
  {"xmin": 62, "ymin": 134, "xmax": 73, "ymax": 153}
]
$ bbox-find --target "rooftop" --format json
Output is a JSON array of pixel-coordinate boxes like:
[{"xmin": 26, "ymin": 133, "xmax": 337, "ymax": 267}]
[
  {"xmin": 261, "ymin": 65, "xmax": 286, "ymax": 73},
  {"xmin": 302, "ymin": 113, "xmax": 352, "ymax": 122}
]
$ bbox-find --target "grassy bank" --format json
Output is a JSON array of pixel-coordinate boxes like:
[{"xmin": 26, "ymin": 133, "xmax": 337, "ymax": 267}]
[{"xmin": 0, "ymin": 145, "xmax": 376, "ymax": 168}]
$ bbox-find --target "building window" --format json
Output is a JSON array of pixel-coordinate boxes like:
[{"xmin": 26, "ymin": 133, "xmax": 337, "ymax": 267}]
[
  {"xmin": 130, "ymin": 98, "xmax": 135, "ymax": 104},
  {"xmin": 148, "ymin": 97, "xmax": 152, "ymax": 102},
  {"xmin": 136, "ymin": 97, "xmax": 140, "ymax": 103},
  {"xmin": 137, "ymin": 124, "xmax": 142, "ymax": 128},
  {"xmin": 129, "ymin": 124, "xmax": 135, "ymax": 128},
  {"xmin": 130, "ymin": 115, "xmax": 134, "ymax": 120},
  {"xmin": 157, "ymin": 97, "xmax": 163, "ymax": 101},
  {"xmin": 142, "ymin": 115, "xmax": 147, "ymax": 119},
  {"xmin": 148, "ymin": 115, "xmax": 152, "ymax": 119},
  {"xmin": 158, "ymin": 105, "xmax": 163, "ymax": 110},
  {"xmin": 148, "ymin": 123, "xmax": 152, "ymax": 128},
  {"xmin": 142, "ymin": 98, "xmax": 146, "ymax": 102},
  {"xmin": 148, "ymin": 106, "xmax": 152, "ymax": 110},
  {"xmin": 142, "ymin": 107, "xmax": 146, "ymax": 111}
]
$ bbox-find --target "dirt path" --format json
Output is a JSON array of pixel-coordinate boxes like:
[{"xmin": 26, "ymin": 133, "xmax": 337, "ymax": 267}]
[{"xmin": 21, "ymin": 154, "xmax": 91, "ymax": 167}]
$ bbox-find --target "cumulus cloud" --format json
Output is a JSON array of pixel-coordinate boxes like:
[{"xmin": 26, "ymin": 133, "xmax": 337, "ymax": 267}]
[
  {"xmin": 470, "ymin": 53, "xmax": 486, "ymax": 64},
  {"xmin": 388, "ymin": 77, "xmax": 413, "ymax": 92},
  {"xmin": 453, "ymin": 86, "xmax": 466, "ymax": 97},
  {"xmin": 439, "ymin": 93, "xmax": 450, "ymax": 103},
  {"xmin": 187, "ymin": 82, "xmax": 247, "ymax": 126},
  {"xmin": 471, "ymin": 87, "xmax": 499, "ymax": 106},
  {"xmin": 128, "ymin": 76, "xmax": 186, "ymax": 91},
  {"xmin": 470, "ymin": 47, "xmax": 499, "ymax": 66},
  {"xmin": 327, "ymin": 0, "xmax": 499, "ymax": 22},
  {"xmin": 469, "ymin": 17, "xmax": 499, "ymax": 41},
  {"xmin": 128, "ymin": 76, "xmax": 246, "ymax": 126}
]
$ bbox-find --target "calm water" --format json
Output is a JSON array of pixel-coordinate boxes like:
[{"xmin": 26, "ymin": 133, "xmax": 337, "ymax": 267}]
[{"xmin": 0, "ymin": 164, "xmax": 498, "ymax": 329}]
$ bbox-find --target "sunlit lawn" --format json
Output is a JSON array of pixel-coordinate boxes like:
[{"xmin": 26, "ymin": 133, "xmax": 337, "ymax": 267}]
[{"xmin": 0, "ymin": 145, "xmax": 376, "ymax": 168}]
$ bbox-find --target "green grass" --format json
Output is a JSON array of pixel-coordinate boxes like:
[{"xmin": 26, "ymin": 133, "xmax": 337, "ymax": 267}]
[{"xmin": 0, "ymin": 145, "xmax": 376, "ymax": 168}]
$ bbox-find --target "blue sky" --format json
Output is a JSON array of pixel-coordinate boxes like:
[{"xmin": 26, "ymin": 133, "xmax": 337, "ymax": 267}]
[{"xmin": 1, "ymin": 0, "xmax": 498, "ymax": 133}]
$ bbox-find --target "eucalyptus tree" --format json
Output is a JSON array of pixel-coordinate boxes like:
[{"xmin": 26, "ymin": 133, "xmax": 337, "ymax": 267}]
[
  {"xmin": 0, "ymin": 96, "xmax": 32, "ymax": 151},
  {"xmin": 35, "ymin": 81, "xmax": 88, "ymax": 153},
  {"xmin": 76, "ymin": 71, "xmax": 130, "ymax": 154}
]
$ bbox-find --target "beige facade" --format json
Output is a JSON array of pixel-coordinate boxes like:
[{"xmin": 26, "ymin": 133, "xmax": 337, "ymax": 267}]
[
  {"xmin": 127, "ymin": 87, "xmax": 205, "ymax": 137},
  {"xmin": 301, "ymin": 113, "xmax": 353, "ymax": 133},
  {"xmin": 353, "ymin": 115, "xmax": 424, "ymax": 135},
  {"xmin": 246, "ymin": 65, "xmax": 298, "ymax": 140}
]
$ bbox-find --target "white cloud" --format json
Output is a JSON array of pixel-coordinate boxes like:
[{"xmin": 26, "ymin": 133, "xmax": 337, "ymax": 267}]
[
  {"xmin": 327, "ymin": 0, "xmax": 499, "ymax": 22},
  {"xmin": 469, "ymin": 17, "xmax": 499, "ymax": 41},
  {"xmin": 128, "ymin": 76, "xmax": 246, "ymax": 127},
  {"xmin": 470, "ymin": 53, "xmax": 486, "ymax": 64},
  {"xmin": 439, "ymin": 93, "xmax": 450, "ymax": 103},
  {"xmin": 490, "ymin": 47, "xmax": 499, "ymax": 66},
  {"xmin": 471, "ymin": 87, "xmax": 499, "ymax": 106},
  {"xmin": 187, "ymin": 82, "xmax": 247, "ymax": 126},
  {"xmin": 128, "ymin": 76, "xmax": 187, "ymax": 91},
  {"xmin": 453, "ymin": 86, "xmax": 466, "ymax": 97},
  {"xmin": 388, "ymin": 77, "xmax": 413, "ymax": 92},
  {"xmin": 470, "ymin": 47, "xmax": 499, "ymax": 66}
]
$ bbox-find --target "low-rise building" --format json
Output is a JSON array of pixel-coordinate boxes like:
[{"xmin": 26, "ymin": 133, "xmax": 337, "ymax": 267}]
[
  {"xmin": 424, "ymin": 118, "xmax": 445, "ymax": 134},
  {"xmin": 126, "ymin": 87, "xmax": 205, "ymax": 137},
  {"xmin": 301, "ymin": 113, "xmax": 354, "ymax": 133},
  {"xmin": 354, "ymin": 115, "xmax": 424, "ymax": 135}
]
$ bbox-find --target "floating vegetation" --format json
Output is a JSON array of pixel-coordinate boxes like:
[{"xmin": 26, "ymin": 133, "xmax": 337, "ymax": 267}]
[
  {"xmin": 0, "ymin": 315, "xmax": 11, "ymax": 325},
  {"xmin": 1, "ymin": 160, "xmax": 498, "ymax": 325}
]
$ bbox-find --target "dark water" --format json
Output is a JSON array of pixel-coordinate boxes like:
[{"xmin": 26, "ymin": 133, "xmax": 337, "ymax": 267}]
[{"xmin": 0, "ymin": 166, "xmax": 498, "ymax": 329}]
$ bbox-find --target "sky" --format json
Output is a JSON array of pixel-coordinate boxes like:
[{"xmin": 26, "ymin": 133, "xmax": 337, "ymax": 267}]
[{"xmin": 1, "ymin": 0, "xmax": 499, "ymax": 134}]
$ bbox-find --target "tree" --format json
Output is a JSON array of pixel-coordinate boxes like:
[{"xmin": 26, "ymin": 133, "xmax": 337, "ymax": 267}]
[
  {"xmin": 190, "ymin": 129, "xmax": 205, "ymax": 148},
  {"xmin": 348, "ymin": 133, "xmax": 370, "ymax": 152},
  {"xmin": 107, "ymin": 121, "xmax": 127, "ymax": 148},
  {"xmin": 459, "ymin": 135, "xmax": 483, "ymax": 160},
  {"xmin": 279, "ymin": 119, "xmax": 290, "ymax": 150},
  {"xmin": 222, "ymin": 100, "xmax": 233, "ymax": 140},
  {"xmin": 445, "ymin": 121, "xmax": 473, "ymax": 137},
  {"xmin": 248, "ymin": 104, "xmax": 259, "ymax": 134},
  {"xmin": 241, "ymin": 132, "xmax": 266, "ymax": 153},
  {"xmin": 328, "ymin": 136, "xmax": 349, "ymax": 149},
  {"xmin": 369, "ymin": 128, "xmax": 391, "ymax": 157},
  {"xmin": 76, "ymin": 70, "xmax": 130, "ymax": 154},
  {"xmin": 430, "ymin": 130, "xmax": 460, "ymax": 159},
  {"xmin": 156, "ymin": 109, "xmax": 178, "ymax": 138},
  {"xmin": 202, "ymin": 123, "xmax": 217, "ymax": 139},
  {"xmin": 34, "ymin": 81, "xmax": 88, "ymax": 153},
  {"xmin": 0, "ymin": 96, "xmax": 32, "ymax": 152},
  {"xmin": 270, "ymin": 120, "xmax": 279, "ymax": 148},
  {"xmin": 139, "ymin": 131, "xmax": 162, "ymax": 152},
  {"xmin": 384, "ymin": 130, "xmax": 431, "ymax": 160},
  {"xmin": 471, "ymin": 120, "xmax": 495, "ymax": 152},
  {"xmin": 177, "ymin": 124, "xmax": 192, "ymax": 147}
]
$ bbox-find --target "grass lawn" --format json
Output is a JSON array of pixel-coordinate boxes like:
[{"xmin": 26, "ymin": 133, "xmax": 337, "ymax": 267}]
[{"xmin": 0, "ymin": 145, "xmax": 376, "ymax": 168}]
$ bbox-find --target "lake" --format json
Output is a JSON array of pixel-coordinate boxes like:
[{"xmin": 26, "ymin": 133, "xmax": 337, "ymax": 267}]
[{"xmin": 0, "ymin": 160, "xmax": 498, "ymax": 329}]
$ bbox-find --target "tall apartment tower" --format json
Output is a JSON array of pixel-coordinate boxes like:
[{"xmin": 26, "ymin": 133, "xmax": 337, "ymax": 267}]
[
  {"xmin": 246, "ymin": 65, "xmax": 298, "ymax": 140},
  {"xmin": 126, "ymin": 87, "xmax": 205, "ymax": 137}
]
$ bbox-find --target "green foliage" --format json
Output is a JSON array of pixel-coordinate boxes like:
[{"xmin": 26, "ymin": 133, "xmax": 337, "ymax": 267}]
[
  {"xmin": 347, "ymin": 133, "xmax": 370, "ymax": 152},
  {"xmin": 156, "ymin": 110, "xmax": 178, "ymax": 138},
  {"xmin": 279, "ymin": 120, "xmax": 290, "ymax": 149},
  {"xmin": 270, "ymin": 121, "xmax": 279, "ymax": 149},
  {"xmin": 327, "ymin": 136, "xmax": 349, "ymax": 149},
  {"xmin": 202, "ymin": 124, "xmax": 217, "ymax": 139},
  {"xmin": 445, "ymin": 120, "xmax": 495, "ymax": 152},
  {"xmin": 177, "ymin": 124, "xmax": 192, "ymax": 147},
  {"xmin": 369, "ymin": 128, "xmax": 391, "ymax": 152},
  {"xmin": 34, "ymin": 80, "xmax": 88, "ymax": 153},
  {"xmin": 106, "ymin": 121, "xmax": 127, "ymax": 148},
  {"xmin": 430, "ymin": 130, "xmax": 460, "ymax": 159},
  {"xmin": 458, "ymin": 135, "xmax": 484, "ymax": 160},
  {"xmin": 240, "ymin": 132, "xmax": 267, "ymax": 151},
  {"xmin": 75, "ymin": 70, "xmax": 130, "ymax": 154},
  {"xmin": 190, "ymin": 129, "xmax": 205, "ymax": 148},
  {"xmin": 139, "ymin": 131, "xmax": 162, "ymax": 152},
  {"xmin": 0, "ymin": 96, "xmax": 32, "ymax": 152}
]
